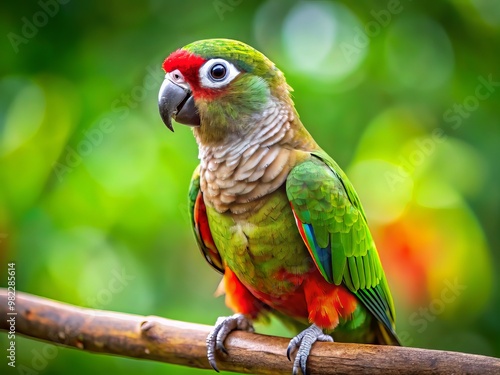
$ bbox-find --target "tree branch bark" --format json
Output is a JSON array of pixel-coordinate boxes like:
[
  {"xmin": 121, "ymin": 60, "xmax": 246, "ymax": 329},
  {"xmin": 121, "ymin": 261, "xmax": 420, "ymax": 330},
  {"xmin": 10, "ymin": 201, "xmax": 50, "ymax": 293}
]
[{"xmin": 0, "ymin": 289, "xmax": 498, "ymax": 374}]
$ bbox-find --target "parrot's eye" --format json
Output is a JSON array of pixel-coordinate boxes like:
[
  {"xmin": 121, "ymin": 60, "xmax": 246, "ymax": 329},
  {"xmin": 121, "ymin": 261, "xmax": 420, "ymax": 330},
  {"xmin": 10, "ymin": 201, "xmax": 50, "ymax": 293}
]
[
  {"xmin": 209, "ymin": 64, "xmax": 227, "ymax": 81},
  {"xmin": 199, "ymin": 58, "xmax": 240, "ymax": 89}
]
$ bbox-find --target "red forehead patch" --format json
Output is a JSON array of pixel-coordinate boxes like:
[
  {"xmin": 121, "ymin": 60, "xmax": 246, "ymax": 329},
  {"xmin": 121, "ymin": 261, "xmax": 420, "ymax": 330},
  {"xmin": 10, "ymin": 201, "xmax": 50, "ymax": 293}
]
[
  {"xmin": 163, "ymin": 49, "xmax": 205, "ymax": 75},
  {"xmin": 161, "ymin": 49, "xmax": 228, "ymax": 100},
  {"xmin": 162, "ymin": 49, "xmax": 207, "ymax": 95}
]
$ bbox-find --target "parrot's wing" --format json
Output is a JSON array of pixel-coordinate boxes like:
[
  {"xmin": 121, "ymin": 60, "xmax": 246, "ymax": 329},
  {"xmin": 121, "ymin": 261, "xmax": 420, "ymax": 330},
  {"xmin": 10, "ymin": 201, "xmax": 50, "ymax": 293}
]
[
  {"xmin": 286, "ymin": 152, "xmax": 399, "ymax": 344},
  {"xmin": 189, "ymin": 165, "xmax": 224, "ymax": 274}
]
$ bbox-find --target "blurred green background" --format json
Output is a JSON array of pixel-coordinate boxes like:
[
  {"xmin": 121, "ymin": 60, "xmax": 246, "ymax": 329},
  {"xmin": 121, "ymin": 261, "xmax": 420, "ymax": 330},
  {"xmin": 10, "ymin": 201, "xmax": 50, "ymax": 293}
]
[{"xmin": 1, "ymin": 0, "xmax": 499, "ymax": 373}]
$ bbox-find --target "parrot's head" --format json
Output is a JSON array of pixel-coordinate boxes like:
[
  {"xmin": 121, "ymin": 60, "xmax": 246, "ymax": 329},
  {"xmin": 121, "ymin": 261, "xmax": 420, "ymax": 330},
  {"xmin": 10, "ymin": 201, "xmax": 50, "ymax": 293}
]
[{"xmin": 158, "ymin": 39, "xmax": 292, "ymax": 144}]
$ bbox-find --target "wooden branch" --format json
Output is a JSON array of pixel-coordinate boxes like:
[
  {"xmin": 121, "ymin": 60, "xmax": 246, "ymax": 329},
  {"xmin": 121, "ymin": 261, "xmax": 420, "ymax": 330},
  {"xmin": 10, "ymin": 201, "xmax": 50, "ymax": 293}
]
[{"xmin": 0, "ymin": 289, "xmax": 498, "ymax": 374}]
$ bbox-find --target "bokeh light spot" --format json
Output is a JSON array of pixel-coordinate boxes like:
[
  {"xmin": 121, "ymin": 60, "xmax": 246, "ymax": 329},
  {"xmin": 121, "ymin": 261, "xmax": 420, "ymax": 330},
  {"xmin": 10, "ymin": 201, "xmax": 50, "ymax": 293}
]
[
  {"xmin": 385, "ymin": 14, "xmax": 454, "ymax": 90},
  {"xmin": 1, "ymin": 77, "xmax": 45, "ymax": 155},
  {"xmin": 471, "ymin": 0, "xmax": 500, "ymax": 27},
  {"xmin": 255, "ymin": 0, "xmax": 367, "ymax": 83},
  {"xmin": 282, "ymin": 2, "xmax": 336, "ymax": 71},
  {"xmin": 415, "ymin": 180, "xmax": 461, "ymax": 208},
  {"xmin": 348, "ymin": 160, "xmax": 413, "ymax": 225}
]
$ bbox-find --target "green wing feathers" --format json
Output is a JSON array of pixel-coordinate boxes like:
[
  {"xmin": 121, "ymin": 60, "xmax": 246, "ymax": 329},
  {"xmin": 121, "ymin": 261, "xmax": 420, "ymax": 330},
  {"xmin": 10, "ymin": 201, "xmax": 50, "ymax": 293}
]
[{"xmin": 286, "ymin": 152, "xmax": 400, "ymax": 344}]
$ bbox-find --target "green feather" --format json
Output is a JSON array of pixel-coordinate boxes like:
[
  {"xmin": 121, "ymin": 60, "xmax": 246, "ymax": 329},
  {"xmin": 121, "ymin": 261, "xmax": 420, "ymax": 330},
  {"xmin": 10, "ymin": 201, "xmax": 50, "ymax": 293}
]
[
  {"xmin": 331, "ymin": 233, "xmax": 346, "ymax": 285},
  {"xmin": 286, "ymin": 152, "xmax": 399, "ymax": 343},
  {"xmin": 348, "ymin": 256, "xmax": 360, "ymax": 290},
  {"xmin": 356, "ymin": 256, "xmax": 366, "ymax": 289},
  {"xmin": 363, "ymin": 253, "xmax": 372, "ymax": 288}
]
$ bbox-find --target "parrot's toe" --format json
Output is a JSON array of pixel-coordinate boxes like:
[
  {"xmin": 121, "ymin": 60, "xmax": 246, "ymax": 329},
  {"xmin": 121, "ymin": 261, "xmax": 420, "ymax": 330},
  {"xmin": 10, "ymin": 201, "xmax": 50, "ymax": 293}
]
[
  {"xmin": 286, "ymin": 324, "xmax": 333, "ymax": 375},
  {"xmin": 206, "ymin": 313, "xmax": 254, "ymax": 372}
]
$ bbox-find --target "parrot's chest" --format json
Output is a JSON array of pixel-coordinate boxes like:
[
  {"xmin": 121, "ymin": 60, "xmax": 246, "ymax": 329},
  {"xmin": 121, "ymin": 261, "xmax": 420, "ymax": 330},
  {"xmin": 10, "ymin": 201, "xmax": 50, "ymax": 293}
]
[
  {"xmin": 197, "ymin": 130, "xmax": 295, "ymax": 215},
  {"xmin": 205, "ymin": 188, "xmax": 312, "ymax": 297}
]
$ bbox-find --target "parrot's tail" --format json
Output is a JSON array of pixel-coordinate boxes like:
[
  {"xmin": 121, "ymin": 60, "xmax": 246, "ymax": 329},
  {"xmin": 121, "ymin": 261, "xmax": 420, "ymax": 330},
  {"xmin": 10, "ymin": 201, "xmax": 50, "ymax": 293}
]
[{"xmin": 375, "ymin": 321, "xmax": 402, "ymax": 346}]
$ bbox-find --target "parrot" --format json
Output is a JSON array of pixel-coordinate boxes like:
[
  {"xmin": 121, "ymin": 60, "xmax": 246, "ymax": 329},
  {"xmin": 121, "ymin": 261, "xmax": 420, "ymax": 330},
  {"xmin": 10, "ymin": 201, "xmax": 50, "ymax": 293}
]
[{"xmin": 158, "ymin": 39, "xmax": 401, "ymax": 374}]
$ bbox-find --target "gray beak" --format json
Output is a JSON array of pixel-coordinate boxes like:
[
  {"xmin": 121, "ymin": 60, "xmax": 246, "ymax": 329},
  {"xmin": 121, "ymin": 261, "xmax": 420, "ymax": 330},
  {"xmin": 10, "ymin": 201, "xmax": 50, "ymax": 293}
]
[{"xmin": 158, "ymin": 78, "xmax": 200, "ymax": 132}]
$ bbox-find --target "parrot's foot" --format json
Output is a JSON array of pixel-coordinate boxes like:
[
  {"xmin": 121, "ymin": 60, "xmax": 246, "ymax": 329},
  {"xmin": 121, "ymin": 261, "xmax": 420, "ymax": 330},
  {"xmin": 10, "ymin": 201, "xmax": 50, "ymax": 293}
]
[
  {"xmin": 206, "ymin": 313, "xmax": 254, "ymax": 372},
  {"xmin": 287, "ymin": 324, "xmax": 333, "ymax": 375}
]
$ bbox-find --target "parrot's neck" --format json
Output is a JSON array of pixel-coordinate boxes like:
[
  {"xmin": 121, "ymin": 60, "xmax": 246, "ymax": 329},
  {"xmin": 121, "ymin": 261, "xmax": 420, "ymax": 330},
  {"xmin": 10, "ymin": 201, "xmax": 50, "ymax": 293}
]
[{"xmin": 195, "ymin": 98, "xmax": 310, "ymax": 215}]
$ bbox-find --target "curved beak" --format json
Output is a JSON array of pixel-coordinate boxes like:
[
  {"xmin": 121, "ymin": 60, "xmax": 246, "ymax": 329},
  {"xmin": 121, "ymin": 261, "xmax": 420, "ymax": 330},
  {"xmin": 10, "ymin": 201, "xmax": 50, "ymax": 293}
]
[{"xmin": 158, "ymin": 78, "xmax": 200, "ymax": 132}]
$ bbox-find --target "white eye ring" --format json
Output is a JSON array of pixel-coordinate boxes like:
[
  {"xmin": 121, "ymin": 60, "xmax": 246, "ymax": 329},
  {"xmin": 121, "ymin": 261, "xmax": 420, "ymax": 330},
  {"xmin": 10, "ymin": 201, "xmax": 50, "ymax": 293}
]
[{"xmin": 199, "ymin": 58, "xmax": 240, "ymax": 89}]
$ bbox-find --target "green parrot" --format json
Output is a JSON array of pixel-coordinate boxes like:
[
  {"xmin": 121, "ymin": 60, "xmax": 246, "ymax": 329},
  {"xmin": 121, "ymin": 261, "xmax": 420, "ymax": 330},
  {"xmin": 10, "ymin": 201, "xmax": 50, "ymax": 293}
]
[{"xmin": 158, "ymin": 39, "xmax": 400, "ymax": 374}]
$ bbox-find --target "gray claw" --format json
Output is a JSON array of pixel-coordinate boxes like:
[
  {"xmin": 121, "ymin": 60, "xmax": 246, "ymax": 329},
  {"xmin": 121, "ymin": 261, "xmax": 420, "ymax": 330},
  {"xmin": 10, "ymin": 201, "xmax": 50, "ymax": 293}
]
[
  {"xmin": 287, "ymin": 324, "xmax": 333, "ymax": 375},
  {"xmin": 206, "ymin": 314, "xmax": 254, "ymax": 372}
]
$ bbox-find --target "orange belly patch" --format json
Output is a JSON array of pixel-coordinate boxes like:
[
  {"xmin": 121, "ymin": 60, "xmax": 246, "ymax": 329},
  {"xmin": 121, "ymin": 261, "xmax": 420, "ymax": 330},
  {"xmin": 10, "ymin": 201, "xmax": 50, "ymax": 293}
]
[
  {"xmin": 303, "ymin": 271, "xmax": 358, "ymax": 329},
  {"xmin": 222, "ymin": 267, "xmax": 358, "ymax": 330}
]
